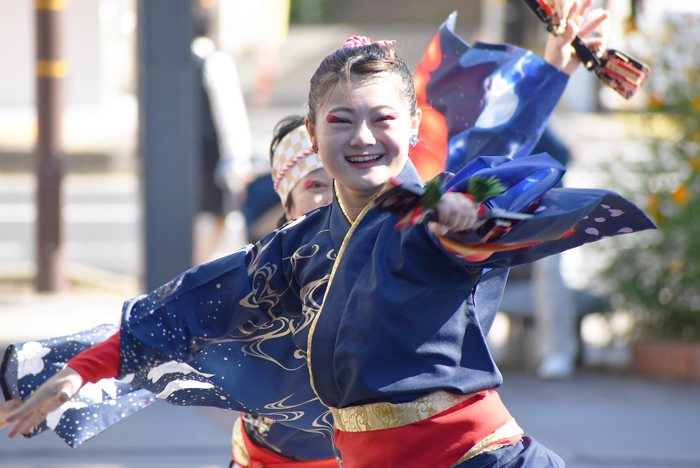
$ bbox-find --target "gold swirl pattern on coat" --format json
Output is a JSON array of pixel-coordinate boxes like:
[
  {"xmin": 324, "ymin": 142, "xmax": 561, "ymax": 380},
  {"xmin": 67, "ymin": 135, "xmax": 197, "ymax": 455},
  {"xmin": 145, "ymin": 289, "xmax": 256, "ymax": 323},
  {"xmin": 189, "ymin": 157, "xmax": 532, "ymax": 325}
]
[
  {"xmin": 257, "ymin": 394, "xmax": 334, "ymax": 436},
  {"xmin": 285, "ymin": 243, "xmax": 317, "ymax": 274},
  {"xmin": 229, "ymin": 232, "xmax": 333, "ymax": 369},
  {"xmin": 226, "ymin": 317, "xmax": 306, "ymax": 371},
  {"xmin": 295, "ymin": 274, "xmax": 331, "ymax": 335},
  {"xmin": 450, "ymin": 418, "xmax": 524, "ymax": 466},
  {"xmin": 240, "ymin": 263, "xmax": 283, "ymax": 319},
  {"xmin": 312, "ymin": 409, "xmax": 336, "ymax": 437},
  {"xmin": 259, "ymin": 393, "xmax": 310, "ymax": 421},
  {"xmin": 331, "ymin": 390, "xmax": 481, "ymax": 432}
]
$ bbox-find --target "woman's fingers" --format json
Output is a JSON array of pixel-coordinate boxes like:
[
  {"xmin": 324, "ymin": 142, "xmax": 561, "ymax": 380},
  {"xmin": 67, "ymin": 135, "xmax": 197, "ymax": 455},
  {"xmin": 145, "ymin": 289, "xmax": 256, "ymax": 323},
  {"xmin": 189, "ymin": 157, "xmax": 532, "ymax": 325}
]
[
  {"xmin": 7, "ymin": 408, "xmax": 48, "ymax": 438},
  {"xmin": 433, "ymin": 193, "xmax": 477, "ymax": 235},
  {"xmin": 4, "ymin": 367, "xmax": 83, "ymax": 438},
  {"xmin": 578, "ymin": 9, "xmax": 610, "ymax": 41},
  {"xmin": 0, "ymin": 398, "xmax": 23, "ymax": 430}
]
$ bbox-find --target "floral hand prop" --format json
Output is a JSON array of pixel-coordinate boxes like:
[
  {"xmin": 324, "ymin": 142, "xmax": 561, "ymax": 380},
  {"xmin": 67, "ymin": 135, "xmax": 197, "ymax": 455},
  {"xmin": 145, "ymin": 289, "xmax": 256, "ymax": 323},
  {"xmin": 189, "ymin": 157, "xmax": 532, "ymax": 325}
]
[{"xmin": 373, "ymin": 175, "xmax": 520, "ymax": 237}]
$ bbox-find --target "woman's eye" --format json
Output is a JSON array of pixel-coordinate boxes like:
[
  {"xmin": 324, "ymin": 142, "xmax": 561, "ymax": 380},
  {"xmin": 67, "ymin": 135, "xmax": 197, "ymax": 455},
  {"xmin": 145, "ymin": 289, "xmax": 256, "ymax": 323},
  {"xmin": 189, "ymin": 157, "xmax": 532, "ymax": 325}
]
[
  {"xmin": 377, "ymin": 112, "xmax": 398, "ymax": 122},
  {"xmin": 304, "ymin": 180, "xmax": 325, "ymax": 190},
  {"xmin": 326, "ymin": 114, "xmax": 348, "ymax": 123}
]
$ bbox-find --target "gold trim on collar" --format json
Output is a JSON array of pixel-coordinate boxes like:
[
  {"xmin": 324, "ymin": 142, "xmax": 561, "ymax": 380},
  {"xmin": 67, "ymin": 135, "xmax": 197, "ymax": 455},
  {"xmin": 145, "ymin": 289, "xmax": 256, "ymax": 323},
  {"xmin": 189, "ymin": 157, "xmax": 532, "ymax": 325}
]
[
  {"xmin": 334, "ymin": 180, "xmax": 354, "ymax": 224},
  {"xmin": 306, "ymin": 192, "xmax": 378, "ymax": 405}
]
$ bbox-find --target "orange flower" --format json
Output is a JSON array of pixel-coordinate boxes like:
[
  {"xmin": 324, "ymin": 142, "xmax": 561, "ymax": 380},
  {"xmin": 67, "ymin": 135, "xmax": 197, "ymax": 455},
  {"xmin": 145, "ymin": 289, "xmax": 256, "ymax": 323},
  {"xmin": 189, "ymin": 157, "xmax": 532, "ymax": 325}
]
[
  {"xmin": 647, "ymin": 192, "xmax": 663, "ymax": 225},
  {"xmin": 671, "ymin": 184, "xmax": 692, "ymax": 206},
  {"xmin": 688, "ymin": 155, "xmax": 700, "ymax": 171},
  {"xmin": 668, "ymin": 258, "xmax": 684, "ymax": 275},
  {"xmin": 649, "ymin": 93, "xmax": 665, "ymax": 109},
  {"xmin": 692, "ymin": 130, "xmax": 700, "ymax": 143},
  {"xmin": 647, "ymin": 192, "xmax": 660, "ymax": 210}
]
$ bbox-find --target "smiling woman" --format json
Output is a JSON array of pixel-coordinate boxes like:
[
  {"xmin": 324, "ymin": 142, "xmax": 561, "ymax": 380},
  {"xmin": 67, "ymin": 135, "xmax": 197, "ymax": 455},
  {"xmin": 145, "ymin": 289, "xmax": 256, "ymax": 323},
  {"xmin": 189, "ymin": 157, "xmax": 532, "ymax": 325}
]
[{"xmin": 308, "ymin": 79, "xmax": 422, "ymax": 218}]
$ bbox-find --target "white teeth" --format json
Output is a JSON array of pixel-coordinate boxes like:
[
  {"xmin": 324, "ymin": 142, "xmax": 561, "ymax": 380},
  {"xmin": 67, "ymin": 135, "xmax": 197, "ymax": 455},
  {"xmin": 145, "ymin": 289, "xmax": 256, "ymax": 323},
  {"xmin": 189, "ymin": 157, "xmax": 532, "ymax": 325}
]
[{"xmin": 347, "ymin": 154, "xmax": 381, "ymax": 163}]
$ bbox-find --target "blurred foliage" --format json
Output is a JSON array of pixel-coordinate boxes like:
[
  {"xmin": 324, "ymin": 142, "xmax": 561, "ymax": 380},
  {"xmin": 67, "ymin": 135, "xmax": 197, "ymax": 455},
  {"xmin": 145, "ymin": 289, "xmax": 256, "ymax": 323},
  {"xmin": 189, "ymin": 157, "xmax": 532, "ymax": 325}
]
[
  {"xmin": 289, "ymin": 0, "xmax": 331, "ymax": 23},
  {"xmin": 601, "ymin": 14, "xmax": 700, "ymax": 342}
]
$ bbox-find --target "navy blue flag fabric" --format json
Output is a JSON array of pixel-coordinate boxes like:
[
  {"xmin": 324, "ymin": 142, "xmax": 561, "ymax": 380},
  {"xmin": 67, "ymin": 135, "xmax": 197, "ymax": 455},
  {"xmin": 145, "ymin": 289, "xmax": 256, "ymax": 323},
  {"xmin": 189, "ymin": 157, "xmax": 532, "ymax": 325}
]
[{"xmin": 411, "ymin": 12, "xmax": 567, "ymax": 181}]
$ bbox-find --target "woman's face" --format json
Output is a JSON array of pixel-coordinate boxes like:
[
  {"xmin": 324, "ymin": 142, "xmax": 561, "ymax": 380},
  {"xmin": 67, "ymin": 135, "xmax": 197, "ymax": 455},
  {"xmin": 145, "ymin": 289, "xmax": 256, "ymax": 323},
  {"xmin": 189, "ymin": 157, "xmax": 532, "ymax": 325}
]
[
  {"xmin": 308, "ymin": 77, "xmax": 421, "ymax": 204},
  {"xmin": 285, "ymin": 168, "xmax": 333, "ymax": 221}
]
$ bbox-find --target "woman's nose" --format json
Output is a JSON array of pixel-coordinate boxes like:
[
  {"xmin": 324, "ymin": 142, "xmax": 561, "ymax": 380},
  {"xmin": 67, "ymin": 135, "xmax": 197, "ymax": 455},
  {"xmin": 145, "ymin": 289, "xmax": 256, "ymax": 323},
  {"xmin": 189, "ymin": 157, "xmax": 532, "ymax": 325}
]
[{"xmin": 350, "ymin": 122, "xmax": 376, "ymax": 147}]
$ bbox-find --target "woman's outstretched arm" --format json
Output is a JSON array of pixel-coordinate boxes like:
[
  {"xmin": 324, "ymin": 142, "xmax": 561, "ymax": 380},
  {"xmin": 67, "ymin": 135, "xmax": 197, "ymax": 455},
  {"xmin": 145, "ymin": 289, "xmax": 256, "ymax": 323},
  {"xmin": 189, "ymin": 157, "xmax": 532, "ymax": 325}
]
[{"xmin": 1, "ymin": 367, "xmax": 83, "ymax": 438}]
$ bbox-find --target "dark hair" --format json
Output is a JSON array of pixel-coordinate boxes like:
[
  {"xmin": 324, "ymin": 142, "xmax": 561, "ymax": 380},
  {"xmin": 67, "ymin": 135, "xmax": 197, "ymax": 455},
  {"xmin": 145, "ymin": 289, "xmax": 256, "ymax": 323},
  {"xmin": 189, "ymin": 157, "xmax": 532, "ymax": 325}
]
[
  {"xmin": 307, "ymin": 42, "xmax": 417, "ymax": 126},
  {"xmin": 269, "ymin": 115, "xmax": 306, "ymax": 164}
]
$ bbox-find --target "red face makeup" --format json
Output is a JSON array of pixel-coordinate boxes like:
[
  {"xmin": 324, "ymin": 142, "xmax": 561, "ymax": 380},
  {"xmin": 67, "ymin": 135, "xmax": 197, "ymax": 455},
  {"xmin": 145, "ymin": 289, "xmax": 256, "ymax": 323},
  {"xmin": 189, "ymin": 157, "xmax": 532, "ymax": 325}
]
[
  {"xmin": 326, "ymin": 114, "xmax": 342, "ymax": 123},
  {"xmin": 304, "ymin": 179, "xmax": 318, "ymax": 189}
]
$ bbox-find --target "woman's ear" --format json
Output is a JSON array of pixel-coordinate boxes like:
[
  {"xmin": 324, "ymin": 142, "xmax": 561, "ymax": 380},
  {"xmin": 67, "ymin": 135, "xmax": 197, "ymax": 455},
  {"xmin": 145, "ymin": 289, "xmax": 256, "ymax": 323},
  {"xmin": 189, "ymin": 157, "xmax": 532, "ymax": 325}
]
[
  {"xmin": 410, "ymin": 108, "xmax": 423, "ymax": 136},
  {"xmin": 283, "ymin": 195, "xmax": 294, "ymax": 223},
  {"xmin": 305, "ymin": 117, "xmax": 317, "ymax": 148}
]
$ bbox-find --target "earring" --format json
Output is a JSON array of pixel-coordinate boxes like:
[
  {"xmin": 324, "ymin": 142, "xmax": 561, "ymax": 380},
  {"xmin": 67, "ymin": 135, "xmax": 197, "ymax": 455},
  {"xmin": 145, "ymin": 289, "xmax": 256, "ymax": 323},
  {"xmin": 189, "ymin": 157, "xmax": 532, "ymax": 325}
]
[
  {"xmin": 409, "ymin": 135, "xmax": 418, "ymax": 147},
  {"xmin": 312, "ymin": 143, "xmax": 319, "ymax": 153}
]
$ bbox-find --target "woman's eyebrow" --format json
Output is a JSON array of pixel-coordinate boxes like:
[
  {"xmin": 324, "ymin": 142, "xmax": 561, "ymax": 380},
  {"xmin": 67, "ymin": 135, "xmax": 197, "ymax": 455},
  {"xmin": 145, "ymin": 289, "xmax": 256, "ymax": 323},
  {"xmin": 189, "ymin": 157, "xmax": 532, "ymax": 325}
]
[
  {"xmin": 372, "ymin": 105, "xmax": 398, "ymax": 112},
  {"xmin": 327, "ymin": 106, "xmax": 355, "ymax": 114},
  {"xmin": 327, "ymin": 105, "xmax": 398, "ymax": 113}
]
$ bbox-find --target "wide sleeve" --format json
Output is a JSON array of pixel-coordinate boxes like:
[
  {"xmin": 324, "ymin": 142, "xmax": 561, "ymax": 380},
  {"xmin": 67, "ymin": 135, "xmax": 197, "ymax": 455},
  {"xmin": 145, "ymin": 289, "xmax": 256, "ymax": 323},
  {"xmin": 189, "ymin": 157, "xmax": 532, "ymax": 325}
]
[
  {"xmin": 119, "ymin": 228, "xmax": 302, "ymax": 378},
  {"xmin": 0, "ymin": 325, "xmax": 158, "ymax": 447},
  {"xmin": 423, "ymin": 154, "xmax": 657, "ymax": 269}
]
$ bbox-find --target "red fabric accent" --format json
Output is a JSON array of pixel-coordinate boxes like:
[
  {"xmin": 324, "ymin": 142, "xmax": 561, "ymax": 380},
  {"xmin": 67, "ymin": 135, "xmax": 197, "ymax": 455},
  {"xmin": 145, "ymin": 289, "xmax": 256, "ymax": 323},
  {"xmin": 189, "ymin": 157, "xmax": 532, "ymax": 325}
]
[
  {"xmin": 334, "ymin": 391, "xmax": 520, "ymax": 468},
  {"xmin": 412, "ymin": 32, "xmax": 448, "ymax": 182},
  {"xmin": 67, "ymin": 332, "xmax": 121, "ymax": 386},
  {"xmin": 234, "ymin": 424, "xmax": 339, "ymax": 468}
]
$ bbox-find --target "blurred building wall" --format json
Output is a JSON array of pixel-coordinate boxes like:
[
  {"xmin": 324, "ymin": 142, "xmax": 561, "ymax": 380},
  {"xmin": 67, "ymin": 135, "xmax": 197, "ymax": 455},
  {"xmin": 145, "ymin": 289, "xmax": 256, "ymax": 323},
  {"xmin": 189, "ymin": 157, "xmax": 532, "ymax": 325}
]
[
  {"xmin": 0, "ymin": 0, "xmax": 135, "ymax": 108},
  {"xmin": 218, "ymin": 0, "xmax": 291, "ymax": 58},
  {"xmin": 0, "ymin": 0, "xmax": 137, "ymax": 171},
  {"xmin": 328, "ymin": 0, "xmax": 481, "ymax": 28}
]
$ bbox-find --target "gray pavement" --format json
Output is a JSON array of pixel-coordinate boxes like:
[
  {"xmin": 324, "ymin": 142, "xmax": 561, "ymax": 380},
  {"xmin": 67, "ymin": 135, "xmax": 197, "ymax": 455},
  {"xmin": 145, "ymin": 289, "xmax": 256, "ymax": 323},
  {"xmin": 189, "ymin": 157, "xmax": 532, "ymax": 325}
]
[
  {"xmin": 1, "ymin": 368, "xmax": 698, "ymax": 467},
  {"xmin": 0, "ymin": 290, "xmax": 698, "ymax": 467}
]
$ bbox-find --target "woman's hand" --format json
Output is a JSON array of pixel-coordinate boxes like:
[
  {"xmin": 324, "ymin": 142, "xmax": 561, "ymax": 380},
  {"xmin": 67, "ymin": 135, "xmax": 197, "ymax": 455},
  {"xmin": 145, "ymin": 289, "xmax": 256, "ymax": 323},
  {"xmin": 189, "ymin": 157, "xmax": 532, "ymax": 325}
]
[
  {"xmin": 1, "ymin": 367, "xmax": 83, "ymax": 438},
  {"xmin": 544, "ymin": 0, "xmax": 610, "ymax": 76},
  {"xmin": 429, "ymin": 192, "xmax": 478, "ymax": 236}
]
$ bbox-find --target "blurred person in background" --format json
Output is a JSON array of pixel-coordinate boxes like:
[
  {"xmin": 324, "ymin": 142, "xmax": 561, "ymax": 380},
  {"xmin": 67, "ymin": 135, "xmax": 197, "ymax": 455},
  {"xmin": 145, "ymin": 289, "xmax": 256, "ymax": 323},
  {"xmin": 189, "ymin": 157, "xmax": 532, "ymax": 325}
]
[
  {"xmin": 191, "ymin": 17, "xmax": 256, "ymax": 265},
  {"xmin": 269, "ymin": 115, "xmax": 333, "ymax": 227}
]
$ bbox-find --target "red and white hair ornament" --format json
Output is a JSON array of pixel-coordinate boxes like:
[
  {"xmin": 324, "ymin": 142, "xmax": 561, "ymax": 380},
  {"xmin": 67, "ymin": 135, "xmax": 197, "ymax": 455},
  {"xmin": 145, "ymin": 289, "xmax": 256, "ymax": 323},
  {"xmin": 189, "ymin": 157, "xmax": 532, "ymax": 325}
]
[
  {"xmin": 343, "ymin": 36, "xmax": 396, "ymax": 48},
  {"xmin": 271, "ymin": 125, "xmax": 324, "ymax": 206}
]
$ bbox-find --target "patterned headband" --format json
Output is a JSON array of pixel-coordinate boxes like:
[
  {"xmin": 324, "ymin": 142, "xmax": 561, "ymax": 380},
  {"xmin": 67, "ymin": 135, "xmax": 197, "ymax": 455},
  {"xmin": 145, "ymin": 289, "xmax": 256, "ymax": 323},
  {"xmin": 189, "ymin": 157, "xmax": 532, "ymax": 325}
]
[
  {"xmin": 271, "ymin": 125, "xmax": 324, "ymax": 206},
  {"xmin": 343, "ymin": 36, "xmax": 396, "ymax": 48}
]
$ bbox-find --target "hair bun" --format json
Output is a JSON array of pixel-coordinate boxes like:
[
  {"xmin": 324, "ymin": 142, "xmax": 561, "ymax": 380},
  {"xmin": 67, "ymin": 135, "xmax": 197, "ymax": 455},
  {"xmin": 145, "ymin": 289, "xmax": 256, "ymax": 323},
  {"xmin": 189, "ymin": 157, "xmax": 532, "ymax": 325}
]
[{"xmin": 342, "ymin": 36, "xmax": 396, "ymax": 48}]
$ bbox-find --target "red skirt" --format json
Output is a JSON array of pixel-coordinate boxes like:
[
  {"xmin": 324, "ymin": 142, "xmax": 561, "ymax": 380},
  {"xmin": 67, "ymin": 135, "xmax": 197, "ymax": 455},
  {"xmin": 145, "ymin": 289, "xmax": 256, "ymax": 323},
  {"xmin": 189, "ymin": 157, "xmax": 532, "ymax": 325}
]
[
  {"xmin": 334, "ymin": 391, "xmax": 522, "ymax": 468},
  {"xmin": 232, "ymin": 420, "xmax": 339, "ymax": 468}
]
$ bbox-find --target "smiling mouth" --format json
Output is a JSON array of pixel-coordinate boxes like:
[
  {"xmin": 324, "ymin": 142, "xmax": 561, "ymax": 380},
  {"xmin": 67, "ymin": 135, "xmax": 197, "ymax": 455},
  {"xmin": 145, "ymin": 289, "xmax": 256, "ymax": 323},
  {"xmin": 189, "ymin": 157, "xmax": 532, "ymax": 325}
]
[{"xmin": 346, "ymin": 154, "xmax": 382, "ymax": 164}]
